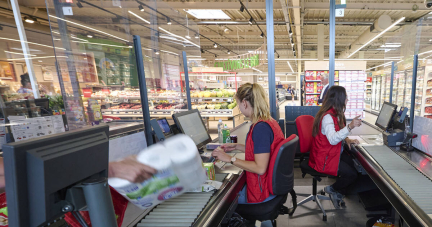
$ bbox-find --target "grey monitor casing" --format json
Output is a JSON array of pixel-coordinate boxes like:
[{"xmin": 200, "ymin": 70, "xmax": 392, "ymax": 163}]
[{"xmin": 3, "ymin": 125, "xmax": 110, "ymax": 227}]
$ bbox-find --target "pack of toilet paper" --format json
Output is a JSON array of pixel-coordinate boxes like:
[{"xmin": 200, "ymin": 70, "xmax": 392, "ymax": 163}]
[{"xmin": 108, "ymin": 134, "xmax": 207, "ymax": 209}]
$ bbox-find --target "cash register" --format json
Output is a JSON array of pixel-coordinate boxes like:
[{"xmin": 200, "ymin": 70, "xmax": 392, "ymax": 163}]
[
  {"xmin": 151, "ymin": 110, "xmax": 215, "ymax": 163},
  {"xmin": 376, "ymin": 102, "xmax": 408, "ymax": 147}
]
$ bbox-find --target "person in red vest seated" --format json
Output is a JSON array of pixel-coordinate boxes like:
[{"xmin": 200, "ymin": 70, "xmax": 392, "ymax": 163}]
[
  {"xmin": 212, "ymin": 83, "xmax": 285, "ymax": 205},
  {"xmin": 309, "ymin": 85, "xmax": 362, "ymax": 208}
]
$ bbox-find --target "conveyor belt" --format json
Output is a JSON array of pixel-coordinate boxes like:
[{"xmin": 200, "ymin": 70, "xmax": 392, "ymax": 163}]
[
  {"xmin": 137, "ymin": 192, "xmax": 214, "ymax": 227},
  {"xmin": 361, "ymin": 145, "xmax": 432, "ymax": 219}
]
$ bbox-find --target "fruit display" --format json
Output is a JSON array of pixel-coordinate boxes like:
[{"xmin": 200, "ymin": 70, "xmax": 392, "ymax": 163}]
[
  {"xmin": 191, "ymin": 89, "xmax": 235, "ymax": 98},
  {"xmin": 192, "ymin": 100, "xmax": 237, "ymax": 110},
  {"xmin": 109, "ymin": 103, "xmax": 142, "ymax": 110}
]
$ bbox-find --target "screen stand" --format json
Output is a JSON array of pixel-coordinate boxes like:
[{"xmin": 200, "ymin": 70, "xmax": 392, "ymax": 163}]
[{"xmin": 65, "ymin": 178, "xmax": 117, "ymax": 227}]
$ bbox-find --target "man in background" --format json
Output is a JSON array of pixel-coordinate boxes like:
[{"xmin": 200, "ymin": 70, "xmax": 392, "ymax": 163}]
[{"xmin": 318, "ymin": 73, "xmax": 329, "ymax": 105}]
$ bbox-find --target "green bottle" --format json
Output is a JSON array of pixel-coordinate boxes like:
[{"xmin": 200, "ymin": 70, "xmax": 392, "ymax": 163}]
[{"xmin": 222, "ymin": 124, "xmax": 231, "ymax": 143}]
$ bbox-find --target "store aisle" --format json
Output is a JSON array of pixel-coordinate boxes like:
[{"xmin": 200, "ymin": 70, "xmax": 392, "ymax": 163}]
[{"xmin": 279, "ymin": 99, "xmax": 301, "ymax": 119}]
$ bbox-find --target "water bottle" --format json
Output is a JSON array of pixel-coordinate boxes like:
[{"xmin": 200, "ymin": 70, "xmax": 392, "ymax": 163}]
[
  {"xmin": 223, "ymin": 124, "xmax": 231, "ymax": 144},
  {"xmin": 218, "ymin": 119, "xmax": 224, "ymax": 143}
]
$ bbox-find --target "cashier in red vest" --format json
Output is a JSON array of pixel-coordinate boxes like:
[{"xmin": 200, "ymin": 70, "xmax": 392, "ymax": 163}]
[
  {"xmin": 309, "ymin": 85, "xmax": 362, "ymax": 208},
  {"xmin": 212, "ymin": 83, "xmax": 285, "ymax": 204}
]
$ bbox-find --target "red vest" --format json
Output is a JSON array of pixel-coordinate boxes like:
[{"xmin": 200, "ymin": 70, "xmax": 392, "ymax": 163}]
[
  {"xmin": 308, "ymin": 108, "xmax": 343, "ymax": 176},
  {"xmin": 245, "ymin": 119, "xmax": 285, "ymax": 203}
]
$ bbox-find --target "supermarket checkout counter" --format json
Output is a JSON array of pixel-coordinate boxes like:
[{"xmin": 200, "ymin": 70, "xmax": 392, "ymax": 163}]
[
  {"xmin": 121, "ymin": 111, "xmax": 249, "ymax": 227},
  {"xmin": 344, "ymin": 104, "xmax": 432, "ymax": 226}
]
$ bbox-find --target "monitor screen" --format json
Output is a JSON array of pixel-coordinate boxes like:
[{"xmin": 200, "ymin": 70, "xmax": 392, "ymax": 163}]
[
  {"xmin": 375, "ymin": 102, "xmax": 397, "ymax": 130},
  {"xmin": 157, "ymin": 118, "xmax": 171, "ymax": 134},
  {"xmin": 173, "ymin": 110, "xmax": 211, "ymax": 148}
]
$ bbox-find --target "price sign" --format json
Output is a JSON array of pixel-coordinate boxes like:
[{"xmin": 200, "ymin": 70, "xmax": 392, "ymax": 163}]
[
  {"xmin": 212, "ymin": 99, "xmax": 216, "ymax": 102},
  {"xmin": 198, "ymin": 99, "xmax": 202, "ymax": 102},
  {"xmin": 336, "ymin": 8, "xmax": 344, "ymax": 17},
  {"xmin": 124, "ymin": 99, "xmax": 129, "ymax": 103},
  {"xmin": 180, "ymin": 99, "xmax": 184, "ymax": 102}
]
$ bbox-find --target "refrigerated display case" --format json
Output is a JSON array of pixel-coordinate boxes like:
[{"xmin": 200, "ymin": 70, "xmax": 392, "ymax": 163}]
[
  {"xmin": 423, "ymin": 71, "xmax": 432, "ymax": 119},
  {"xmin": 395, "ymin": 72, "xmax": 407, "ymax": 108},
  {"xmin": 384, "ymin": 73, "xmax": 391, "ymax": 103},
  {"xmin": 405, "ymin": 67, "xmax": 424, "ymax": 116},
  {"xmin": 371, "ymin": 75, "xmax": 383, "ymax": 113},
  {"xmin": 365, "ymin": 77, "xmax": 372, "ymax": 111}
]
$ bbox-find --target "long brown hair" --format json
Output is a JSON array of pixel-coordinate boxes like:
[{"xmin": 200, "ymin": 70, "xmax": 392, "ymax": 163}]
[
  {"xmin": 312, "ymin": 86, "xmax": 347, "ymax": 136},
  {"xmin": 235, "ymin": 83, "xmax": 271, "ymax": 123}
]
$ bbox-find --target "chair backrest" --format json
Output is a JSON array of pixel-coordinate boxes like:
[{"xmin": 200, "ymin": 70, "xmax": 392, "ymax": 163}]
[
  {"xmin": 270, "ymin": 134, "xmax": 298, "ymax": 195},
  {"xmin": 295, "ymin": 115, "xmax": 314, "ymax": 154}
]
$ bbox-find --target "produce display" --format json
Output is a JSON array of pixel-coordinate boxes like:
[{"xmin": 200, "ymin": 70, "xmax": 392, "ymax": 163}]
[
  {"xmin": 109, "ymin": 103, "xmax": 142, "ymax": 110},
  {"xmin": 192, "ymin": 100, "xmax": 237, "ymax": 110},
  {"xmin": 191, "ymin": 89, "xmax": 235, "ymax": 98}
]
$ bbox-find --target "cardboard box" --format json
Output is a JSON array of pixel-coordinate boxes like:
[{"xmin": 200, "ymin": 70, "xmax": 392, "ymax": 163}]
[{"xmin": 203, "ymin": 163, "xmax": 215, "ymax": 180}]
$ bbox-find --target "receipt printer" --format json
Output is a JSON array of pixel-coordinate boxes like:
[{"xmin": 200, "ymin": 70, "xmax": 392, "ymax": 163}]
[{"xmin": 382, "ymin": 129, "xmax": 404, "ymax": 147}]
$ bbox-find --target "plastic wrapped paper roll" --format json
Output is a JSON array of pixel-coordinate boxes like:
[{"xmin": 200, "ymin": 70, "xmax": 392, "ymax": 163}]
[{"xmin": 108, "ymin": 144, "xmax": 184, "ymax": 209}]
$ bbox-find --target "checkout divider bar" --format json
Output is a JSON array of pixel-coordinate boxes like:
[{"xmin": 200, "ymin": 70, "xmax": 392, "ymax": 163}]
[{"xmin": 133, "ymin": 35, "xmax": 153, "ymax": 146}]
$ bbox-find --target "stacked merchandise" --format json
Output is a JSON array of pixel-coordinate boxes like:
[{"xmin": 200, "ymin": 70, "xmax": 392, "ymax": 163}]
[
  {"xmin": 304, "ymin": 70, "xmax": 339, "ymax": 106},
  {"xmin": 425, "ymin": 72, "xmax": 432, "ymax": 119},
  {"xmin": 339, "ymin": 71, "xmax": 367, "ymax": 119}
]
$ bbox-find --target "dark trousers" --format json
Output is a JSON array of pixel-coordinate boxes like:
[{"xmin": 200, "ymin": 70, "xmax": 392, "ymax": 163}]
[{"xmin": 331, "ymin": 152, "xmax": 358, "ymax": 195}]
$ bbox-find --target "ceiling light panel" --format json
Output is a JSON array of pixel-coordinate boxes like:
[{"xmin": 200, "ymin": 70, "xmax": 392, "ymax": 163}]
[{"xmin": 186, "ymin": 10, "xmax": 230, "ymax": 19}]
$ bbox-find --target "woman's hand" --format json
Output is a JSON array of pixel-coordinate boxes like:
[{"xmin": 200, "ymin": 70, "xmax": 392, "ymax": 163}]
[
  {"xmin": 220, "ymin": 143, "xmax": 237, "ymax": 152},
  {"xmin": 212, "ymin": 147, "xmax": 232, "ymax": 163},
  {"xmin": 220, "ymin": 143, "xmax": 245, "ymax": 152},
  {"xmin": 349, "ymin": 115, "xmax": 362, "ymax": 130},
  {"xmin": 109, "ymin": 157, "xmax": 157, "ymax": 183},
  {"xmin": 346, "ymin": 138, "xmax": 360, "ymax": 145}
]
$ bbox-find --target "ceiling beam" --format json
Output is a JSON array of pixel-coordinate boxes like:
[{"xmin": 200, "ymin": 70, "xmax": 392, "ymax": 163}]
[
  {"xmin": 304, "ymin": 3, "xmax": 432, "ymax": 11},
  {"xmin": 196, "ymin": 20, "xmax": 382, "ymax": 26}
]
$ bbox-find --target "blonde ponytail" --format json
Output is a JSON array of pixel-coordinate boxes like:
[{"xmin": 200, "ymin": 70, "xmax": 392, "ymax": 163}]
[{"xmin": 235, "ymin": 83, "xmax": 271, "ymax": 123}]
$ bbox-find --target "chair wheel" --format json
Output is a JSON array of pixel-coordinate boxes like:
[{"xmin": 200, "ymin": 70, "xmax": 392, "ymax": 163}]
[
  {"xmin": 341, "ymin": 201, "xmax": 346, "ymax": 207},
  {"xmin": 323, "ymin": 215, "xmax": 327, "ymax": 221},
  {"xmin": 320, "ymin": 190, "xmax": 325, "ymax": 195}
]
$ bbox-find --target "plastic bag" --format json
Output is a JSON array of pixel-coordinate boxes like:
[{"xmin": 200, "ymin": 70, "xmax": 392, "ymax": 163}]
[
  {"xmin": 0, "ymin": 193, "xmax": 8, "ymax": 227},
  {"xmin": 64, "ymin": 186, "xmax": 128, "ymax": 227}
]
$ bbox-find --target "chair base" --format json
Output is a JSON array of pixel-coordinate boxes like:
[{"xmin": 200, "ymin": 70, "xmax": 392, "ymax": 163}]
[
  {"xmin": 290, "ymin": 177, "xmax": 331, "ymax": 221},
  {"xmin": 297, "ymin": 194, "xmax": 330, "ymax": 221}
]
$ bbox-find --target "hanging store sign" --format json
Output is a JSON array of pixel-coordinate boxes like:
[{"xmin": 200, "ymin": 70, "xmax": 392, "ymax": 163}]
[{"xmin": 214, "ymin": 55, "xmax": 260, "ymax": 71}]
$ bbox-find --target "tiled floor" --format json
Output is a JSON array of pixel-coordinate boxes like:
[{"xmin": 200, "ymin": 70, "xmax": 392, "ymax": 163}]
[{"xmin": 258, "ymin": 166, "xmax": 372, "ymax": 227}]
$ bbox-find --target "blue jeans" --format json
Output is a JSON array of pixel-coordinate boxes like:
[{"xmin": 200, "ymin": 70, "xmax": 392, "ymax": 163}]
[{"xmin": 237, "ymin": 185, "xmax": 277, "ymax": 204}]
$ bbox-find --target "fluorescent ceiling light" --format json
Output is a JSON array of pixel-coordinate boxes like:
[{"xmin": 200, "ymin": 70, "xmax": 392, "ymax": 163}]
[
  {"xmin": 0, "ymin": 37, "xmax": 65, "ymax": 50},
  {"xmin": 49, "ymin": 15, "xmax": 129, "ymax": 42},
  {"xmin": 252, "ymin": 68, "xmax": 263, "ymax": 73},
  {"xmin": 128, "ymin": 11, "xmax": 150, "ymax": 24},
  {"xmin": 4, "ymin": 51, "xmax": 36, "ymax": 56},
  {"xmin": 7, "ymin": 56, "xmax": 67, "ymax": 61},
  {"xmin": 74, "ymin": 41, "xmax": 132, "ymax": 49},
  {"xmin": 158, "ymin": 27, "xmax": 200, "ymax": 48},
  {"xmin": 347, "ymin": 17, "xmax": 405, "ymax": 58},
  {"xmin": 287, "ymin": 61, "xmax": 294, "ymax": 73},
  {"xmin": 380, "ymin": 44, "xmax": 401, "ymax": 48},
  {"xmin": 186, "ymin": 10, "xmax": 230, "ymax": 19}
]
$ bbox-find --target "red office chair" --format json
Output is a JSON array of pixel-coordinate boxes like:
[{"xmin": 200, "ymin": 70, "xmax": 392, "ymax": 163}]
[
  {"xmin": 294, "ymin": 115, "xmax": 331, "ymax": 221},
  {"xmin": 236, "ymin": 135, "xmax": 299, "ymax": 227}
]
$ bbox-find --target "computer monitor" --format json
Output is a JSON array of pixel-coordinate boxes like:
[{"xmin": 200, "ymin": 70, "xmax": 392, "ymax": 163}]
[
  {"xmin": 3, "ymin": 125, "xmax": 117, "ymax": 227},
  {"xmin": 172, "ymin": 109, "xmax": 212, "ymax": 150},
  {"xmin": 157, "ymin": 118, "xmax": 172, "ymax": 135},
  {"xmin": 375, "ymin": 102, "xmax": 398, "ymax": 130}
]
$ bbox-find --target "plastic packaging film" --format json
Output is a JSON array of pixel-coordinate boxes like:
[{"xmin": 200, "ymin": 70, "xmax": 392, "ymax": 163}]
[{"xmin": 108, "ymin": 135, "xmax": 207, "ymax": 209}]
